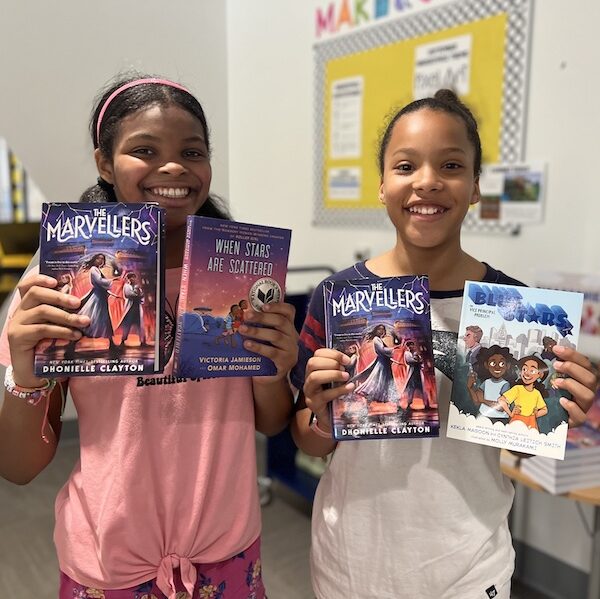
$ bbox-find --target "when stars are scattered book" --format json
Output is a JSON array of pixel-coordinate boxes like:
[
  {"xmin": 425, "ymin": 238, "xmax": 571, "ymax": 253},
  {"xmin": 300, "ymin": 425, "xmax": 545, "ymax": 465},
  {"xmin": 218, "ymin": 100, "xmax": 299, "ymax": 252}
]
[{"xmin": 173, "ymin": 215, "xmax": 292, "ymax": 378}]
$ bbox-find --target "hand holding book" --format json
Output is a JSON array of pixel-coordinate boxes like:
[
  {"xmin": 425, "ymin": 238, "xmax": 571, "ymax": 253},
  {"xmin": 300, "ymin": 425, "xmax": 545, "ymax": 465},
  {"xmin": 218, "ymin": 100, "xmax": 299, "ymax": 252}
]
[
  {"xmin": 303, "ymin": 347, "xmax": 356, "ymax": 433},
  {"xmin": 240, "ymin": 301, "xmax": 299, "ymax": 384},
  {"xmin": 7, "ymin": 273, "xmax": 90, "ymax": 388},
  {"xmin": 550, "ymin": 345, "xmax": 598, "ymax": 427}
]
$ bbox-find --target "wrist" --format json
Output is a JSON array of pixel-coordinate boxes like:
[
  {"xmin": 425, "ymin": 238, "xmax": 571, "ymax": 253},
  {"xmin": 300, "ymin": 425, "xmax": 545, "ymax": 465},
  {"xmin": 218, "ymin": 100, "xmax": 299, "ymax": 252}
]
[
  {"xmin": 309, "ymin": 411, "xmax": 332, "ymax": 439},
  {"xmin": 10, "ymin": 369, "xmax": 47, "ymax": 390}
]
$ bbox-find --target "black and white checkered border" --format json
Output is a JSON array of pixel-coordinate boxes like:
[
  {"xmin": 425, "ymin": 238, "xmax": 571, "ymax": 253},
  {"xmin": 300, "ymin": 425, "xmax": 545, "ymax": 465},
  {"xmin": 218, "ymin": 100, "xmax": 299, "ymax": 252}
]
[{"xmin": 313, "ymin": 0, "xmax": 533, "ymax": 232}]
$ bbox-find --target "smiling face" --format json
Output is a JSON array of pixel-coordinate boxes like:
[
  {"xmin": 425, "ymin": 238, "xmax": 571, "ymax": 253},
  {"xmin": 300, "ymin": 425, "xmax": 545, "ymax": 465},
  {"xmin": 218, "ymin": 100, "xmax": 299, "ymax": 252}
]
[
  {"xmin": 95, "ymin": 104, "xmax": 212, "ymax": 232},
  {"xmin": 485, "ymin": 353, "xmax": 509, "ymax": 380},
  {"xmin": 520, "ymin": 359, "xmax": 542, "ymax": 385},
  {"xmin": 379, "ymin": 108, "xmax": 480, "ymax": 252}
]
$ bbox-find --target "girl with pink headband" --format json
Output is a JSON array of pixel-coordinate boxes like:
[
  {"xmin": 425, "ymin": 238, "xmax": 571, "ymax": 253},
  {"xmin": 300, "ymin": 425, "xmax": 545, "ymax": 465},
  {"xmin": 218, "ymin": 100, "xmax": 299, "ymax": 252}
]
[{"xmin": 0, "ymin": 73, "xmax": 298, "ymax": 599}]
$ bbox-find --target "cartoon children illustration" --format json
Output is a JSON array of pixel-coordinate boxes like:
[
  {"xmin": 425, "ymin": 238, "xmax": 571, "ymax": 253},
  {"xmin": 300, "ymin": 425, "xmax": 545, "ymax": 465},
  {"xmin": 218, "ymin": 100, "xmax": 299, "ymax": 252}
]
[
  {"xmin": 219, "ymin": 304, "xmax": 243, "ymax": 347},
  {"xmin": 498, "ymin": 354, "xmax": 549, "ymax": 430},
  {"xmin": 468, "ymin": 345, "xmax": 515, "ymax": 423}
]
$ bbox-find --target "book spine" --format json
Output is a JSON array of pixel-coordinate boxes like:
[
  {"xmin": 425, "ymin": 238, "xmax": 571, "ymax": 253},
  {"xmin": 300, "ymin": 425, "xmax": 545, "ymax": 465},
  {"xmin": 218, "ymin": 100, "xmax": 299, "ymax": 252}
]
[
  {"xmin": 323, "ymin": 282, "xmax": 338, "ymax": 439},
  {"xmin": 154, "ymin": 207, "xmax": 166, "ymax": 372},
  {"xmin": 172, "ymin": 216, "xmax": 194, "ymax": 373}
]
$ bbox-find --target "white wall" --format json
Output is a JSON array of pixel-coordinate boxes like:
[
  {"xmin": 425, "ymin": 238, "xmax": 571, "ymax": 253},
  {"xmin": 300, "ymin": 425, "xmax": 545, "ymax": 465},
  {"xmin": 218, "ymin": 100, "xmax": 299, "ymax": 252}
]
[
  {"xmin": 227, "ymin": 0, "xmax": 599, "ymax": 577},
  {"xmin": 227, "ymin": 0, "xmax": 600, "ymax": 287},
  {"xmin": 0, "ymin": 0, "xmax": 230, "ymax": 205}
]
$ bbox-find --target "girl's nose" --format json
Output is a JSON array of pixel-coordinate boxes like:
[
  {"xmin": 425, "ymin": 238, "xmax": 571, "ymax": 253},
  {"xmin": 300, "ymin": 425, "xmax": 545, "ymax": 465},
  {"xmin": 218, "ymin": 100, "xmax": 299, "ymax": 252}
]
[
  {"xmin": 413, "ymin": 165, "xmax": 442, "ymax": 192},
  {"xmin": 158, "ymin": 161, "xmax": 187, "ymax": 175}
]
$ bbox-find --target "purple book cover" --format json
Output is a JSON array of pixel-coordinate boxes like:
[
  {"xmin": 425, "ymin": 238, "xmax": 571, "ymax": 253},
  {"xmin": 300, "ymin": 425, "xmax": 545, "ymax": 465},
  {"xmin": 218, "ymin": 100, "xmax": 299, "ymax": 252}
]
[
  {"xmin": 324, "ymin": 275, "xmax": 438, "ymax": 441},
  {"xmin": 173, "ymin": 215, "xmax": 292, "ymax": 378},
  {"xmin": 35, "ymin": 202, "xmax": 165, "ymax": 376}
]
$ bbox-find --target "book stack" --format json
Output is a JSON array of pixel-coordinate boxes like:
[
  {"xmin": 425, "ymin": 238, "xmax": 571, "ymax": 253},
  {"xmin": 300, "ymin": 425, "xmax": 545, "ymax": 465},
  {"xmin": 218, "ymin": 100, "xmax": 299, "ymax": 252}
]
[{"xmin": 520, "ymin": 397, "xmax": 600, "ymax": 494}]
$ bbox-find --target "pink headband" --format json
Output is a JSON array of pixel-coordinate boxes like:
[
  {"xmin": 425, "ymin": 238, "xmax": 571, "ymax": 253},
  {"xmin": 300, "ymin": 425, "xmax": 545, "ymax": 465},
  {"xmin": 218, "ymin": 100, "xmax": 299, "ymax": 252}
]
[{"xmin": 95, "ymin": 78, "xmax": 192, "ymax": 143}]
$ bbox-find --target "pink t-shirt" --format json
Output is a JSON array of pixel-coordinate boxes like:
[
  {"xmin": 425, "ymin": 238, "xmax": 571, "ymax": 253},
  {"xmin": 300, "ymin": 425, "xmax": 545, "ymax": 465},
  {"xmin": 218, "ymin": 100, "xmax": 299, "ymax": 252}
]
[{"xmin": 0, "ymin": 267, "xmax": 261, "ymax": 597}]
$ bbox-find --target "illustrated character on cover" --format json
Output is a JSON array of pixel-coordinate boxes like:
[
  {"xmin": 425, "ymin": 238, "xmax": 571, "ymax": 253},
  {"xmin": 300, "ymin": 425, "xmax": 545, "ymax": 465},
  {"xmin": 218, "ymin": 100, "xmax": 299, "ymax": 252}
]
[
  {"xmin": 463, "ymin": 325, "xmax": 483, "ymax": 369},
  {"xmin": 218, "ymin": 304, "xmax": 243, "ymax": 347},
  {"xmin": 344, "ymin": 343, "xmax": 361, "ymax": 378},
  {"xmin": 352, "ymin": 324, "xmax": 397, "ymax": 405},
  {"xmin": 116, "ymin": 272, "xmax": 147, "ymax": 348},
  {"xmin": 389, "ymin": 329, "xmax": 410, "ymax": 404},
  {"xmin": 238, "ymin": 298, "xmax": 250, "ymax": 324},
  {"xmin": 402, "ymin": 340, "xmax": 430, "ymax": 410},
  {"xmin": 71, "ymin": 253, "xmax": 119, "ymax": 352},
  {"xmin": 498, "ymin": 355, "xmax": 549, "ymax": 430},
  {"xmin": 467, "ymin": 345, "xmax": 516, "ymax": 424}
]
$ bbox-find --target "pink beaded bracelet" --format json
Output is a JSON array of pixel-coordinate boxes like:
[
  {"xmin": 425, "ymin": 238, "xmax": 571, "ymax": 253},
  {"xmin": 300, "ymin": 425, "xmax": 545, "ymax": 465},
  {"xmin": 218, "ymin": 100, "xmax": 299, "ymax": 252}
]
[{"xmin": 4, "ymin": 365, "xmax": 57, "ymax": 443}]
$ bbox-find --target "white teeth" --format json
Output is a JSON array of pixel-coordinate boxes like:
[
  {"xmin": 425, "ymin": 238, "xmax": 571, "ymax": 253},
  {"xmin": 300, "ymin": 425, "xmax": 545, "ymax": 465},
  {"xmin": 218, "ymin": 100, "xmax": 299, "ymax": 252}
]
[
  {"xmin": 150, "ymin": 187, "xmax": 190, "ymax": 198},
  {"xmin": 408, "ymin": 206, "xmax": 444, "ymax": 215}
]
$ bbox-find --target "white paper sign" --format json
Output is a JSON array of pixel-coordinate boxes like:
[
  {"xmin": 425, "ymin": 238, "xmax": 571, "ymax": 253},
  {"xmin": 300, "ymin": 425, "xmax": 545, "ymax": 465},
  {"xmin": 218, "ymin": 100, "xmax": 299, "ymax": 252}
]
[
  {"xmin": 330, "ymin": 76, "xmax": 363, "ymax": 159},
  {"xmin": 413, "ymin": 35, "xmax": 472, "ymax": 100}
]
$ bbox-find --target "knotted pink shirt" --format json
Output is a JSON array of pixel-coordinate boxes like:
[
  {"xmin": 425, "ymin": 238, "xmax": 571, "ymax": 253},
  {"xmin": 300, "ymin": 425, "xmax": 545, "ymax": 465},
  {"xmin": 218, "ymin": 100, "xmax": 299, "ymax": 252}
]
[{"xmin": 1, "ymin": 267, "xmax": 261, "ymax": 598}]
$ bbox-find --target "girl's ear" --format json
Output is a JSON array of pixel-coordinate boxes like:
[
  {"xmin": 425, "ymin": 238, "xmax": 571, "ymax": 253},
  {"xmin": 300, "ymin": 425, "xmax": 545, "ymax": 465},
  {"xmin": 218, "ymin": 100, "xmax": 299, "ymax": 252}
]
[
  {"xmin": 94, "ymin": 148, "xmax": 114, "ymax": 184},
  {"xmin": 379, "ymin": 182, "xmax": 386, "ymax": 204},
  {"xmin": 470, "ymin": 177, "xmax": 481, "ymax": 205}
]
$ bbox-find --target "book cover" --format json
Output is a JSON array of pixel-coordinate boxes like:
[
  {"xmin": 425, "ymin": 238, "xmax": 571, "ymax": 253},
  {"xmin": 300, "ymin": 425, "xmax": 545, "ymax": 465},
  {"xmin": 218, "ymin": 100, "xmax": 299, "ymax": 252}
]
[
  {"xmin": 324, "ymin": 275, "xmax": 438, "ymax": 441},
  {"xmin": 448, "ymin": 281, "xmax": 584, "ymax": 459},
  {"xmin": 173, "ymin": 215, "xmax": 292, "ymax": 378},
  {"xmin": 35, "ymin": 202, "xmax": 166, "ymax": 376}
]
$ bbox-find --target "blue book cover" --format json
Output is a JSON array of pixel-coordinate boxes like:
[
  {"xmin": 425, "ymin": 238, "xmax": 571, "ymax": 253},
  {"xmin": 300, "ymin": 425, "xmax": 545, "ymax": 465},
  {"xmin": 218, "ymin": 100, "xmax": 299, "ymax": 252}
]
[
  {"xmin": 324, "ymin": 275, "xmax": 438, "ymax": 441},
  {"xmin": 448, "ymin": 281, "xmax": 584, "ymax": 459},
  {"xmin": 35, "ymin": 202, "xmax": 166, "ymax": 376},
  {"xmin": 173, "ymin": 215, "xmax": 292, "ymax": 378}
]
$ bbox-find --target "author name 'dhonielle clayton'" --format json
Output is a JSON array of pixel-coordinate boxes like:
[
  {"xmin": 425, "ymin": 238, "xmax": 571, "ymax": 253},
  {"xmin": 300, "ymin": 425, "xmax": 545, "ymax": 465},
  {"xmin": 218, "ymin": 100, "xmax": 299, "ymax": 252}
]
[{"xmin": 340, "ymin": 425, "xmax": 434, "ymax": 438}]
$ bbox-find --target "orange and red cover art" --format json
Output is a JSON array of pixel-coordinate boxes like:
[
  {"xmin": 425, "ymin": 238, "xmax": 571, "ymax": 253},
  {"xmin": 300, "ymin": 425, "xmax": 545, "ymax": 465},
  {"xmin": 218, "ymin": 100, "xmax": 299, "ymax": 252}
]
[
  {"xmin": 324, "ymin": 275, "xmax": 438, "ymax": 441},
  {"xmin": 35, "ymin": 202, "xmax": 165, "ymax": 376}
]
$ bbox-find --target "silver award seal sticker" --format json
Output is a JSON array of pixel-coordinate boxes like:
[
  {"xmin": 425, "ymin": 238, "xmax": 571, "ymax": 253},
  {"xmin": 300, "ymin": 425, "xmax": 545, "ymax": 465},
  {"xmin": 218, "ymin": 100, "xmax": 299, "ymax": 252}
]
[{"xmin": 249, "ymin": 278, "xmax": 282, "ymax": 311}]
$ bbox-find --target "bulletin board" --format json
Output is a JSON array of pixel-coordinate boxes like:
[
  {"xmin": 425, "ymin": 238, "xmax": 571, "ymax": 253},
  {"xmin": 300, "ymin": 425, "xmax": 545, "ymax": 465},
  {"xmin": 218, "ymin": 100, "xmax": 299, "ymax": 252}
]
[{"xmin": 313, "ymin": 0, "xmax": 533, "ymax": 230}]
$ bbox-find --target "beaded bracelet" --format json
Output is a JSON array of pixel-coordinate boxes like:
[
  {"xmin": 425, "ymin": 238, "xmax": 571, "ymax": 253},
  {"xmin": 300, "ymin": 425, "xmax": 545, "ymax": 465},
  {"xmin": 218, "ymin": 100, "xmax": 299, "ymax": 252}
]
[
  {"xmin": 4, "ymin": 365, "xmax": 56, "ymax": 405},
  {"xmin": 4, "ymin": 365, "xmax": 57, "ymax": 443}
]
